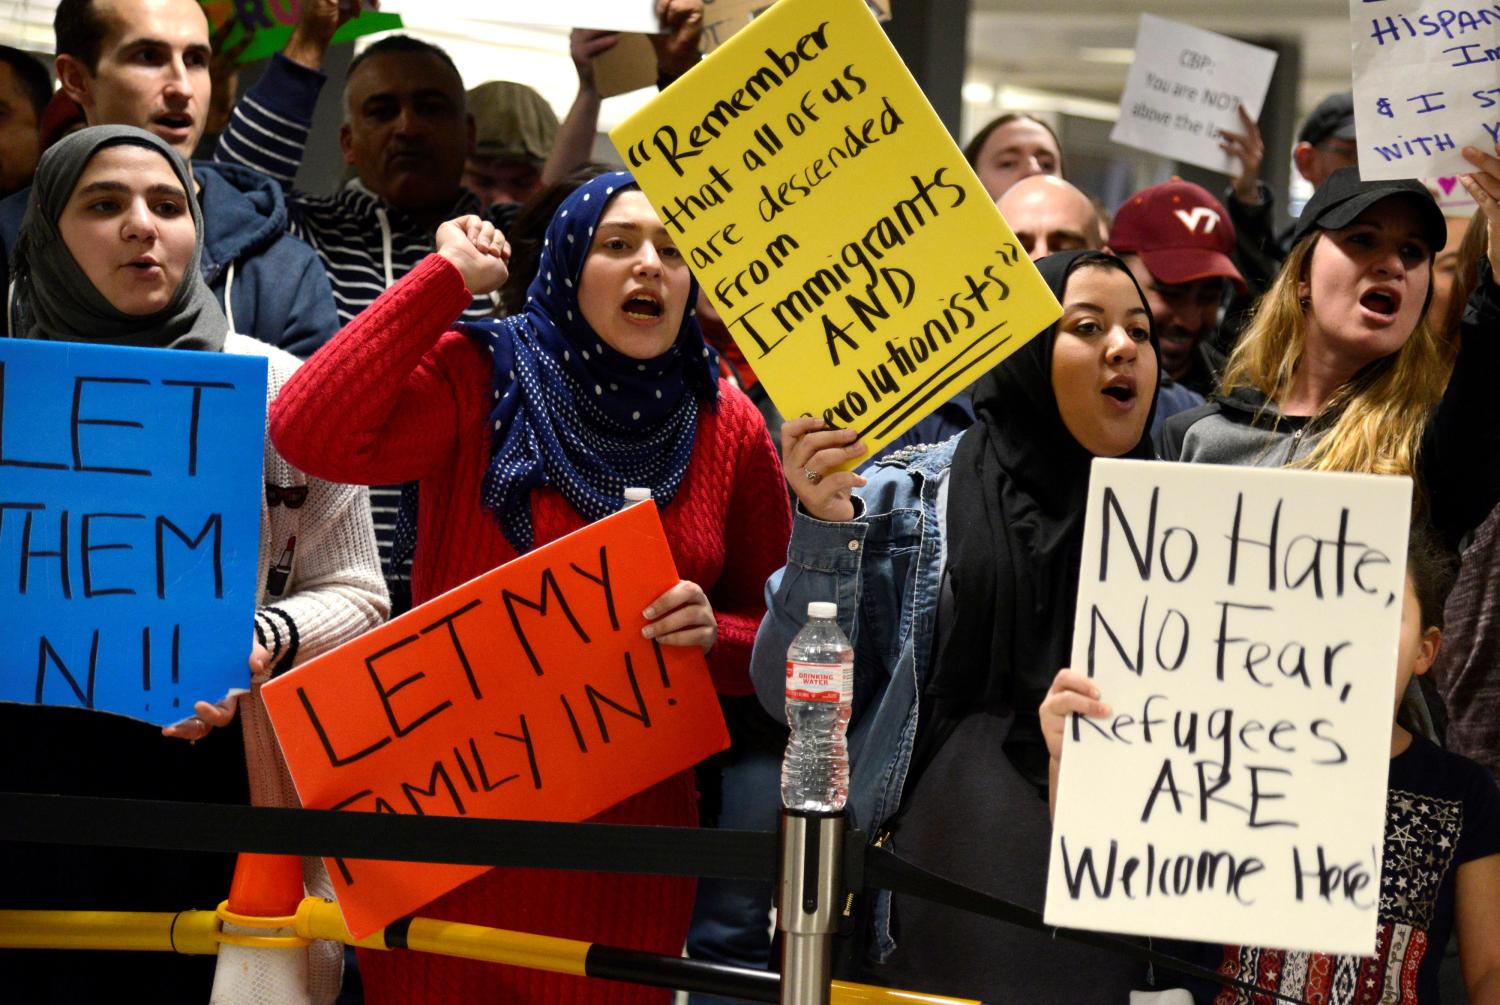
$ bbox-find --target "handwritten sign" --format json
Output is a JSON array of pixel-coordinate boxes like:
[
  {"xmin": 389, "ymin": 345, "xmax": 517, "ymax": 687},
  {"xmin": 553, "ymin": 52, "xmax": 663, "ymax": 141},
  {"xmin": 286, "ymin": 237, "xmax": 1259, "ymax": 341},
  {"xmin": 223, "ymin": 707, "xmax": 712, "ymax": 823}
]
[
  {"xmin": 261, "ymin": 501, "xmax": 728, "ymax": 938},
  {"xmin": 1429, "ymin": 173, "xmax": 1480, "ymax": 215},
  {"xmin": 457, "ymin": 0, "xmax": 661, "ymax": 33},
  {"xmin": 199, "ymin": 1, "xmax": 401, "ymax": 65},
  {"xmin": 700, "ymin": 0, "xmax": 892, "ymax": 53},
  {"xmin": 1045, "ymin": 460, "xmax": 1412, "ymax": 956},
  {"xmin": 0, "ymin": 340, "xmax": 267, "ymax": 726},
  {"xmin": 1350, "ymin": 0, "xmax": 1500, "ymax": 181},
  {"xmin": 612, "ymin": 0, "xmax": 1059, "ymax": 462},
  {"xmin": 1109, "ymin": 15, "xmax": 1278, "ymax": 175}
]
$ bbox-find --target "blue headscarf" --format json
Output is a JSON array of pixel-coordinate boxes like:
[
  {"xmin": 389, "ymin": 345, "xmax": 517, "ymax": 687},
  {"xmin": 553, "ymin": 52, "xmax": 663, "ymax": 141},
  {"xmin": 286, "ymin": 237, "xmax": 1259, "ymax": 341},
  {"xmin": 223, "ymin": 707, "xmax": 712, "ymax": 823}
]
[{"xmin": 457, "ymin": 171, "xmax": 719, "ymax": 552}]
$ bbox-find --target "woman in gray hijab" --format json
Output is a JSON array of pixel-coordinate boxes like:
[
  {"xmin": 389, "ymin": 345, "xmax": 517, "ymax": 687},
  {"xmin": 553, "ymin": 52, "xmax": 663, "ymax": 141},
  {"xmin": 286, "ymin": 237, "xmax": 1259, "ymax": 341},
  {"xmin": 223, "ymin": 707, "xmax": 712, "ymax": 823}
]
[{"xmin": 0, "ymin": 125, "xmax": 387, "ymax": 1001}]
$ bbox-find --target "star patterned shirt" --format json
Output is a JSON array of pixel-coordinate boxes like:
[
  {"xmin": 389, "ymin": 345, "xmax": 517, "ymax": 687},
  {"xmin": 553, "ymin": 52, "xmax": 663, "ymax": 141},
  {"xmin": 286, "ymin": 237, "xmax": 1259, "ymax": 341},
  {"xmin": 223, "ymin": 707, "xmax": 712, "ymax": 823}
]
[{"xmin": 1202, "ymin": 735, "xmax": 1500, "ymax": 1005}]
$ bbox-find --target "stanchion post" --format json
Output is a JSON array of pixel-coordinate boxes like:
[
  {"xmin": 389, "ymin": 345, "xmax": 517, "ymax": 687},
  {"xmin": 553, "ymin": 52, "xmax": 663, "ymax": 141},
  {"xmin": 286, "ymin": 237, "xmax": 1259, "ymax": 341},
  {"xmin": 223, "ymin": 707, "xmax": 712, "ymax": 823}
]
[{"xmin": 777, "ymin": 808, "xmax": 845, "ymax": 1005}]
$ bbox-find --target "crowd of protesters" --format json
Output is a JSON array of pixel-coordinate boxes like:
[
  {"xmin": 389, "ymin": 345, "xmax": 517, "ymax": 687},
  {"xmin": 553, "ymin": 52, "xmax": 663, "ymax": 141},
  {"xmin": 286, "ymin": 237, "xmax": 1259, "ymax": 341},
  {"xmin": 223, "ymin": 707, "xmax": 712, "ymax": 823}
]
[{"xmin": 2, "ymin": 0, "xmax": 1500, "ymax": 1002}]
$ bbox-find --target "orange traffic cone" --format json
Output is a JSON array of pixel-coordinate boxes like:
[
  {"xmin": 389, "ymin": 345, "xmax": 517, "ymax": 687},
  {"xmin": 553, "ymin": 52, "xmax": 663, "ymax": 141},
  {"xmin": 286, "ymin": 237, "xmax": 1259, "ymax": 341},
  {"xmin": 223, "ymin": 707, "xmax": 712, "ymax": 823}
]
[{"xmin": 209, "ymin": 853, "xmax": 312, "ymax": 1005}]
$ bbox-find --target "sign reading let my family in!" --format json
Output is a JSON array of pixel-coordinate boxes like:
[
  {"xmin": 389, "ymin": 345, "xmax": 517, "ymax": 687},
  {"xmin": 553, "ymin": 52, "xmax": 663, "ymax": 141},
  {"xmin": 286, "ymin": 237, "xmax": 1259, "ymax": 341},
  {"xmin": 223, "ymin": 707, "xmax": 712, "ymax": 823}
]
[
  {"xmin": 1045, "ymin": 460, "xmax": 1412, "ymax": 956},
  {"xmin": 261, "ymin": 500, "xmax": 729, "ymax": 939},
  {"xmin": 1110, "ymin": 15, "xmax": 1278, "ymax": 176},
  {"xmin": 612, "ymin": 0, "xmax": 1059, "ymax": 460},
  {"xmin": 0, "ymin": 339, "xmax": 267, "ymax": 726},
  {"xmin": 1349, "ymin": 0, "xmax": 1500, "ymax": 181}
]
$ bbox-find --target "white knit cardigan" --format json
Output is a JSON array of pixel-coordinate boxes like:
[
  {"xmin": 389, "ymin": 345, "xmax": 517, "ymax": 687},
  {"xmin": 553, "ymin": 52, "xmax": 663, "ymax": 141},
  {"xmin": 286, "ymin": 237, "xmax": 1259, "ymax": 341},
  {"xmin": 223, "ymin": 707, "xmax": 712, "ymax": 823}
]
[{"xmin": 228, "ymin": 333, "xmax": 388, "ymax": 1003}]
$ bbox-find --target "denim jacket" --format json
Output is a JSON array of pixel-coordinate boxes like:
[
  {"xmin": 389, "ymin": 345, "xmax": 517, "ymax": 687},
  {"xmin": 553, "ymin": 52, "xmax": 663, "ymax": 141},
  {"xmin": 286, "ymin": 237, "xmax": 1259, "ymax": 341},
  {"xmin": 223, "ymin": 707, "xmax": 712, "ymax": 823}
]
[{"xmin": 751, "ymin": 438, "xmax": 955, "ymax": 959}]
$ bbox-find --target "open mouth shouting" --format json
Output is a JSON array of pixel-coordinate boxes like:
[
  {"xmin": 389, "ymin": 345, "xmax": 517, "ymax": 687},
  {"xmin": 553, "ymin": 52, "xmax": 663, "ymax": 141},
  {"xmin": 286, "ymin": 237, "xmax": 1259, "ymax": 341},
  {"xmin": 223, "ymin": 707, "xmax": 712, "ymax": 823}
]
[
  {"xmin": 1100, "ymin": 373, "xmax": 1140, "ymax": 411},
  {"xmin": 1357, "ymin": 284, "xmax": 1402, "ymax": 324},
  {"xmin": 622, "ymin": 289, "xmax": 664, "ymax": 323}
]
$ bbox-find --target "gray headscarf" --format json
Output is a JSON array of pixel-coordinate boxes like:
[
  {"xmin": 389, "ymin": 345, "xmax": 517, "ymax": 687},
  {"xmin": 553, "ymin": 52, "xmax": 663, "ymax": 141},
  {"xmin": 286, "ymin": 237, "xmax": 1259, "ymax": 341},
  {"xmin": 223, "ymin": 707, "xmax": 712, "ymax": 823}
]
[{"xmin": 12, "ymin": 125, "xmax": 227, "ymax": 352}]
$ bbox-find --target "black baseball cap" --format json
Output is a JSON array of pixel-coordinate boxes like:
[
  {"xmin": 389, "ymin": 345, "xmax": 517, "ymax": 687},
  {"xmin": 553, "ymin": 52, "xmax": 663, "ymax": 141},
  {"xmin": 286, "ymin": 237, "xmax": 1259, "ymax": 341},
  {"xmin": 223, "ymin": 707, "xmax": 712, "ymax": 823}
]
[
  {"xmin": 1290, "ymin": 167, "xmax": 1447, "ymax": 253},
  {"xmin": 1298, "ymin": 92, "xmax": 1356, "ymax": 146}
]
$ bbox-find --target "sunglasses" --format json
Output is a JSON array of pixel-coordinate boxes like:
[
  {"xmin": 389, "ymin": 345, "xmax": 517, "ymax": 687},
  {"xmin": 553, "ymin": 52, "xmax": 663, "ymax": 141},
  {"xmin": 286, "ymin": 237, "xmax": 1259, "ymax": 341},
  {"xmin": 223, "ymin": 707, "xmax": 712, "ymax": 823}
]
[{"xmin": 265, "ymin": 483, "xmax": 309, "ymax": 509}]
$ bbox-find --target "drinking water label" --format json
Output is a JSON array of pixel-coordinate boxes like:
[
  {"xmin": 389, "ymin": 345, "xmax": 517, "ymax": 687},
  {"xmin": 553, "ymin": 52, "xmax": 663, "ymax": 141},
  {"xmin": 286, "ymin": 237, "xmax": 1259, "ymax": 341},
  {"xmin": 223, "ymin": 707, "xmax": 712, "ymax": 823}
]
[{"xmin": 786, "ymin": 658, "xmax": 853, "ymax": 703}]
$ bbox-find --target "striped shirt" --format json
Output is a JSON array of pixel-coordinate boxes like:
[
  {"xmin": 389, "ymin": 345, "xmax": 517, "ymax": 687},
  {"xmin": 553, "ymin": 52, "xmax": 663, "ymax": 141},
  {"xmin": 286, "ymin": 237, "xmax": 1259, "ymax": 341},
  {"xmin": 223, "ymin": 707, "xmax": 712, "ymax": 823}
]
[
  {"xmin": 214, "ymin": 54, "xmax": 498, "ymax": 606},
  {"xmin": 214, "ymin": 55, "xmax": 497, "ymax": 326}
]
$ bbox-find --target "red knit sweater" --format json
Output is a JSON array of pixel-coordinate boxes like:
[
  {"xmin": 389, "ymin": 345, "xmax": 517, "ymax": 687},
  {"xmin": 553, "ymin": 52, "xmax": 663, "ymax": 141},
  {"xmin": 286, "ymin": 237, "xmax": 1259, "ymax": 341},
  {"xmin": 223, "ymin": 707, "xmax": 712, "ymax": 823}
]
[{"xmin": 270, "ymin": 254, "xmax": 791, "ymax": 1003}]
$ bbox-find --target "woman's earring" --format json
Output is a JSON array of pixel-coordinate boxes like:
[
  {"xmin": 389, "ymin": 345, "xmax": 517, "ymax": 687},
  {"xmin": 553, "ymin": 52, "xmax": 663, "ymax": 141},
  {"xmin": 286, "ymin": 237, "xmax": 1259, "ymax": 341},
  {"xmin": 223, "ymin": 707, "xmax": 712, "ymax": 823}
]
[{"xmin": 1299, "ymin": 297, "xmax": 1311, "ymax": 312}]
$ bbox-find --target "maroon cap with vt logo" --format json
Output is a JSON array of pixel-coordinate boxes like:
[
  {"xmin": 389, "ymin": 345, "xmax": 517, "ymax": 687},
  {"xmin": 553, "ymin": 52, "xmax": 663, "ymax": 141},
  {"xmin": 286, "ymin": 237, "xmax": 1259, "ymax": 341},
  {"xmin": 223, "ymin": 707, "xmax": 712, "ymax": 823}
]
[{"xmin": 1109, "ymin": 178, "xmax": 1247, "ymax": 293}]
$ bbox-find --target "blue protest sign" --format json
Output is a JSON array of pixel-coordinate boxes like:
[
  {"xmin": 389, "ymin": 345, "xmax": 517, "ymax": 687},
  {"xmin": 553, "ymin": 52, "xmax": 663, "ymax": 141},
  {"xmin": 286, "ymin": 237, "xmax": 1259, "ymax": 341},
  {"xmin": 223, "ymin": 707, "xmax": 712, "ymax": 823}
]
[{"xmin": 0, "ymin": 339, "xmax": 268, "ymax": 726}]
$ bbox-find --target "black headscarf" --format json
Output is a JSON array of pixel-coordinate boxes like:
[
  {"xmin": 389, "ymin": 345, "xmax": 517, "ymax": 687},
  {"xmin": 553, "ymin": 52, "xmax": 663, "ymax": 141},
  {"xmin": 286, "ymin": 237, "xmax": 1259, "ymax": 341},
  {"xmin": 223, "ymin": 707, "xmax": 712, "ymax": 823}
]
[
  {"xmin": 11, "ymin": 125, "xmax": 227, "ymax": 351},
  {"xmin": 927, "ymin": 250, "xmax": 1160, "ymax": 730}
]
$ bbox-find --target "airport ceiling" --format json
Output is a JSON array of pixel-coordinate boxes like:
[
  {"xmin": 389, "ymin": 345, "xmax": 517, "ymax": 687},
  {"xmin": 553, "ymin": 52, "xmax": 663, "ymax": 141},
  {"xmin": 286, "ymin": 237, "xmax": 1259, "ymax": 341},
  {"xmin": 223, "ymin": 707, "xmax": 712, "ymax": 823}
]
[{"xmin": 967, "ymin": 0, "xmax": 1351, "ymax": 115}]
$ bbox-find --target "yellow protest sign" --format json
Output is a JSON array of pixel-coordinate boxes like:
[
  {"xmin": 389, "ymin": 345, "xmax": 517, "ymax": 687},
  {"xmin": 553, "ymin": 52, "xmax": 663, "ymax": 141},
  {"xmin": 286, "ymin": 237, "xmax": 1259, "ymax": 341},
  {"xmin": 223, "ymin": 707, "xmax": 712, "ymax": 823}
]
[{"xmin": 612, "ymin": 0, "xmax": 1059, "ymax": 459}]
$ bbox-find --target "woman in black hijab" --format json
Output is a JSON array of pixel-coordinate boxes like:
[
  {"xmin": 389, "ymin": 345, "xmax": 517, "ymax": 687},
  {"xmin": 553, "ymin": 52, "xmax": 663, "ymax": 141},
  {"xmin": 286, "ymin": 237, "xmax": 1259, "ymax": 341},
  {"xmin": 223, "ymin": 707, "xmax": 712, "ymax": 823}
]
[
  {"xmin": 752, "ymin": 250, "xmax": 1160, "ymax": 1001},
  {"xmin": 1, "ymin": 125, "xmax": 385, "ymax": 1001}
]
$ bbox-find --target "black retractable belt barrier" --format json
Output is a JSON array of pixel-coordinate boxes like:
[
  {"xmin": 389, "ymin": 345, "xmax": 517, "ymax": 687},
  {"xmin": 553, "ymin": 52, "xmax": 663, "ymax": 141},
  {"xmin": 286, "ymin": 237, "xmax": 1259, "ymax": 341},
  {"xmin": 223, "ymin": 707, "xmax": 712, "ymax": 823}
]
[
  {"xmin": 0, "ymin": 792, "xmax": 775, "ymax": 882},
  {"xmin": 0, "ymin": 792, "xmax": 1309, "ymax": 1004}
]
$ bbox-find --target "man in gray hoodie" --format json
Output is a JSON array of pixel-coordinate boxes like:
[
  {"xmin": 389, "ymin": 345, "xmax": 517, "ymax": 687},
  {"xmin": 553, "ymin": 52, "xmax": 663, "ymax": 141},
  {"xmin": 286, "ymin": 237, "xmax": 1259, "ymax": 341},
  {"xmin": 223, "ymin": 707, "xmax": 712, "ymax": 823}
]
[{"xmin": 0, "ymin": 0, "xmax": 338, "ymax": 358}]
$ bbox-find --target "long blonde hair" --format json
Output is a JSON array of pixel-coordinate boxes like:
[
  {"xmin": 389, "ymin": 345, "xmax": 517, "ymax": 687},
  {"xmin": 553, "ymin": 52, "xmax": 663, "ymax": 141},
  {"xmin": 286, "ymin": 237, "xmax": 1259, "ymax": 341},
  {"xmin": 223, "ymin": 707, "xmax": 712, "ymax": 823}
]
[{"xmin": 1219, "ymin": 232, "xmax": 1445, "ymax": 478}]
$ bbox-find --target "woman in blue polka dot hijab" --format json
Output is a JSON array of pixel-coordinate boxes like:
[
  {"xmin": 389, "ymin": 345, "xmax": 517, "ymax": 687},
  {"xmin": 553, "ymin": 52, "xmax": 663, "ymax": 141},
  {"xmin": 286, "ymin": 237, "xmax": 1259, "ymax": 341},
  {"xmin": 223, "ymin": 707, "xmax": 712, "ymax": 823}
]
[
  {"xmin": 271, "ymin": 165, "xmax": 793, "ymax": 1004},
  {"xmin": 456, "ymin": 170, "xmax": 720, "ymax": 552}
]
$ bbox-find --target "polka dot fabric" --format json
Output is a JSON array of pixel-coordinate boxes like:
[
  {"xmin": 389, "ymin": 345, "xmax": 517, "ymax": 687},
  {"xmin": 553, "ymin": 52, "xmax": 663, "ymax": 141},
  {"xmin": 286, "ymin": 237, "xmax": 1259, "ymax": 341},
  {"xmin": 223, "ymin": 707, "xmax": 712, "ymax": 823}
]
[{"xmin": 456, "ymin": 171, "xmax": 719, "ymax": 552}]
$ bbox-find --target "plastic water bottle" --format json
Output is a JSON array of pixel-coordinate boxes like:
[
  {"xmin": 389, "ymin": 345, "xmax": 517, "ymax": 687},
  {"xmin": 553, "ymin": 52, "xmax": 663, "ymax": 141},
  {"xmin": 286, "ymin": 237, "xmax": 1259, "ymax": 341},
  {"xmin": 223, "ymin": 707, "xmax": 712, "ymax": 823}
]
[{"xmin": 783, "ymin": 601, "xmax": 854, "ymax": 813}]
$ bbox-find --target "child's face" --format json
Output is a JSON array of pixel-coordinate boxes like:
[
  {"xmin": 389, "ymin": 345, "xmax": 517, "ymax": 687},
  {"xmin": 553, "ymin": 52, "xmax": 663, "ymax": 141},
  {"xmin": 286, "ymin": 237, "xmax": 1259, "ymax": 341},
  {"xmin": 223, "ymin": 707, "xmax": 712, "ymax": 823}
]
[{"xmin": 1392, "ymin": 571, "xmax": 1441, "ymax": 720}]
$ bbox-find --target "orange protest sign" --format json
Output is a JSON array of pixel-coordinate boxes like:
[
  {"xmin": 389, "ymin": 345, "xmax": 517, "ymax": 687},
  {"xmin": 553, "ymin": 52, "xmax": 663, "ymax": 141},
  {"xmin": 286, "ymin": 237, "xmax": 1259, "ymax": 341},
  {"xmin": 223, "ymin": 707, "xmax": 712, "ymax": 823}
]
[{"xmin": 261, "ymin": 501, "xmax": 728, "ymax": 938}]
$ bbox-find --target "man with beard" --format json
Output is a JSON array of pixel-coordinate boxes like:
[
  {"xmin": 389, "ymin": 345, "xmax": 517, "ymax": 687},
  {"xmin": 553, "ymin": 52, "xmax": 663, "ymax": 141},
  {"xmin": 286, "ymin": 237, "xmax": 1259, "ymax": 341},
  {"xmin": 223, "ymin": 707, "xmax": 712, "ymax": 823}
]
[{"xmin": 1109, "ymin": 178, "xmax": 1246, "ymax": 398}]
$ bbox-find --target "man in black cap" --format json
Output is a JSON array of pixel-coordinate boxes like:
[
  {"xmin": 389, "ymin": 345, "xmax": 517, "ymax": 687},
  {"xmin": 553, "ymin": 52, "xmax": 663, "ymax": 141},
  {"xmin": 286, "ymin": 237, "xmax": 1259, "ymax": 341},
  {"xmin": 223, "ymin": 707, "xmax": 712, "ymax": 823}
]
[{"xmin": 1218, "ymin": 92, "xmax": 1361, "ymax": 300}]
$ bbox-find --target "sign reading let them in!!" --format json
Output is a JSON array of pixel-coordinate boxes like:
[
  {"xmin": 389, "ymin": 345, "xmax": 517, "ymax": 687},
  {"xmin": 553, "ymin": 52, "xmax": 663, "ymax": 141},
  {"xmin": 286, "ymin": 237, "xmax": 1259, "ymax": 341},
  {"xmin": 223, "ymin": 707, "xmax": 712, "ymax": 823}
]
[
  {"xmin": 611, "ymin": 0, "xmax": 1060, "ymax": 464},
  {"xmin": 0, "ymin": 339, "xmax": 266, "ymax": 727}
]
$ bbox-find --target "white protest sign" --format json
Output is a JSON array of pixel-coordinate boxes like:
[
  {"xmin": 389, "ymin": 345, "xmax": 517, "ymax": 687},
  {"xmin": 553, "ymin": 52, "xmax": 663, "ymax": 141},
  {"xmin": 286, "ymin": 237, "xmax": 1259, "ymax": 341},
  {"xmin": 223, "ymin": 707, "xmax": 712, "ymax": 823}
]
[
  {"xmin": 1045, "ymin": 460, "xmax": 1412, "ymax": 956},
  {"xmin": 466, "ymin": 1, "xmax": 659, "ymax": 33},
  {"xmin": 1110, "ymin": 15, "xmax": 1278, "ymax": 175},
  {"xmin": 1350, "ymin": 0, "xmax": 1500, "ymax": 181}
]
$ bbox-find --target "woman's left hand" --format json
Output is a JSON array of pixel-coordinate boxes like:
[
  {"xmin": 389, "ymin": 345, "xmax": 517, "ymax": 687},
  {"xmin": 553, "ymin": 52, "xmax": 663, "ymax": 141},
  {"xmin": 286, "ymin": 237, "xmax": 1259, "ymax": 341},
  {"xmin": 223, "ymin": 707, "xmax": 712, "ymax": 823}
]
[
  {"xmin": 160, "ymin": 642, "xmax": 269, "ymax": 741},
  {"xmin": 642, "ymin": 579, "xmax": 717, "ymax": 654},
  {"xmin": 1461, "ymin": 142, "xmax": 1500, "ymax": 276}
]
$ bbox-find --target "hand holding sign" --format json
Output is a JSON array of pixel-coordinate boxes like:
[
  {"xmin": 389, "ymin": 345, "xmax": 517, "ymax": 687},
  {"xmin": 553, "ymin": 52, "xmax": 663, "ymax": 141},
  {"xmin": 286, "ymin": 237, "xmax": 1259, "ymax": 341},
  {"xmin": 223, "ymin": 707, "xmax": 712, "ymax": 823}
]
[
  {"xmin": 1218, "ymin": 105, "xmax": 1267, "ymax": 205},
  {"xmin": 653, "ymin": 0, "xmax": 707, "ymax": 79},
  {"xmin": 161, "ymin": 641, "xmax": 271, "ymax": 741},
  {"xmin": 1460, "ymin": 142, "xmax": 1500, "ymax": 275},
  {"xmin": 641, "ymin": 578, "xmax": 718, "ymax": 652},
  {"xmin": 779, "ymin": 416, "xmax": 868, "ymax": 522}
]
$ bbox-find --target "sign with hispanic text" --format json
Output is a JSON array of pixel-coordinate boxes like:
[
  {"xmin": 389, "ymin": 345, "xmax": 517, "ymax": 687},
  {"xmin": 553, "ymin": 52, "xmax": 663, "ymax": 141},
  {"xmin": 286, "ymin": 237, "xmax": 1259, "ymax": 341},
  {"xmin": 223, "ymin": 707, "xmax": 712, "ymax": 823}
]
[
  {"xmin": 1350, "ymin": 0, "xmax": 1500, "ymax": 181},
  {"xmin": 261, "ymin": 500, "xmax": 729, "ymax": 939},
  {"xmin": 612, "ymin": 0, "xmax": 1059, "ymax": 464},
  {"xmin": 1045, "ymin": 460, "xmax": 1413, "ymax": 956},
  {"xmin": 0, "ymin": 339, "xmax": 267, "ymax": 726},
  {"xmin": 1110, "ymin": 15, "xmax": 1279, "ymax": 176}
]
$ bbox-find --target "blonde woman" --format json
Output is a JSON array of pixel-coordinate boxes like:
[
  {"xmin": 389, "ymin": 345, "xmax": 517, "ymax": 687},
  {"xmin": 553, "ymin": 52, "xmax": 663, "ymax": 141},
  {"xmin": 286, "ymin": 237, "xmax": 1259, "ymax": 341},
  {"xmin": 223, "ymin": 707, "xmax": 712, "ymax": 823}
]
[{"xmin": 1159, "ymin": 155, "xmax": 1500, "ymax": 547}]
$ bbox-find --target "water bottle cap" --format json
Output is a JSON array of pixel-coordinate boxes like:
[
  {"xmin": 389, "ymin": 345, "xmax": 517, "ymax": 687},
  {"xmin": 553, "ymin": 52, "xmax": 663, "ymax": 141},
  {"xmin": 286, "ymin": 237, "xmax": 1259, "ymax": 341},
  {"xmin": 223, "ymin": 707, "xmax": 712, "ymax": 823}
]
[
  {"xmin": 623, "ymin": 487, "xmax": 652, "ymax": 502},
  {"xmin": 807, "ymin": 601, "xmax": 838, "ymax": 619}
]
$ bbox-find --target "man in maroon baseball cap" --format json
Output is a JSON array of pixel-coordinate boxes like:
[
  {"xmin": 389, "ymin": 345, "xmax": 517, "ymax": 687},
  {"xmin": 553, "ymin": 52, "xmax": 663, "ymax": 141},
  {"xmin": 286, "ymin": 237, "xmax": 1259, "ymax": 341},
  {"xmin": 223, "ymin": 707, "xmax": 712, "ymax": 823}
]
[{"xmin": 1110, "ymin": 178, "xmax": 1247, "ymax": 397}]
